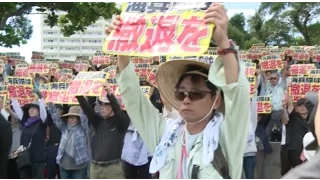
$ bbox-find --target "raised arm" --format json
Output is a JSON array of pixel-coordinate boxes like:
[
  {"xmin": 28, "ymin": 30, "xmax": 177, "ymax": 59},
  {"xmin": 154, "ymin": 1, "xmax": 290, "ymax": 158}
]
[
  {"xmin": 76, "ymin": 96, "xmax": 101, "ymax": 128},
  {"xmin": 107, "ymin": 93, "xmax": 130, "ymax": 130},
  {"xmin": 79, "ymin": 109, "xmax": 89, "ymax": 135},
  {"xmin": 205, "ymin": 3, "xmax": 250, "ymax": 178},
  {"xmin": 11, "ymin": 99, "xmax": 23, "ymax": 121},
  {"xmin": 47, "ymin": 102, "xmax": 65, "ymax": 131},
  {"xmin": 116, "ymin": 58, "xmax": 165, "ymax": 153},
  {"xmin": 34, "ymin": 89, "xmax": 47, "ymax": 122}
]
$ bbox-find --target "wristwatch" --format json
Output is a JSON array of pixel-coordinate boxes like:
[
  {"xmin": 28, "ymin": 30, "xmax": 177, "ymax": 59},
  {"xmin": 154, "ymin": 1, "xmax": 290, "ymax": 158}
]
[{"xmin": 217, "ymin": 46, "xmax": 237, "ymax": 56}]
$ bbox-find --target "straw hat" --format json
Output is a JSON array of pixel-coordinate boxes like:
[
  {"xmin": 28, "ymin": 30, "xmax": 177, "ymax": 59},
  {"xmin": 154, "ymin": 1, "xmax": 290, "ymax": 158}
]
[
  {"xmin": 156, "ymin": 59, "xmax": 211, "ymax": 110},
  {"xmin": 61, "ymin": 106, "xmax": 81, "ymax": 120}
]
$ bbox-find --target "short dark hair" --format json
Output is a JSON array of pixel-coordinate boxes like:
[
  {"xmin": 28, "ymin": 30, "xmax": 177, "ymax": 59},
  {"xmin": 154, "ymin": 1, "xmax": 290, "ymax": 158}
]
[{"xmin": 175, "ymin": 65, "xmax": 218, "ymax": 95}]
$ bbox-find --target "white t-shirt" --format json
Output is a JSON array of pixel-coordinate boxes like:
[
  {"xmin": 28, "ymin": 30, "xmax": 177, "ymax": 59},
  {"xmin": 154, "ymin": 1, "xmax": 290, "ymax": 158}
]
[
  {"xmin": 281, "ymin": 124, "xmax": 286, "ymax": 145},
  {"xmin": 303, "ymin": 132, "xmax": 317, "ymax": 160}
]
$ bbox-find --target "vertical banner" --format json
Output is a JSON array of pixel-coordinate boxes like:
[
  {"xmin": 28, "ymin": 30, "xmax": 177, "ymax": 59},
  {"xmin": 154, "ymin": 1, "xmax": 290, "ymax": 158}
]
[
  {"xmin": 257, "ymin": 96, "xmax": 272, "ymax": 114},
  {"xmin": 104, "ymin": 2, "xmax": 214, "ymax": 56},
  {"xmin": 244, "ymin": 62, "xmax": 256, "ymax": 96},
  {"xmin": 67, "ymin": 71, "xmax": 108, "ymax": 96},
  {"xmin": 7, "ymin": 77, "xmax": 35, "ymax": 106}
]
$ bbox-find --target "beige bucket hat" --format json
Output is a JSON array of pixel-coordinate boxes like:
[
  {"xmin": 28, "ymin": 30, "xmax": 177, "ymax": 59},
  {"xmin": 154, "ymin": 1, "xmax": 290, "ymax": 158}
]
[
  {"xmin": 61, "ymin": 106, "xmax": 81, "ymax": 120},
  {"xmin": 156, "ymin": 59, "xmax": 212, "ymax": 110}
]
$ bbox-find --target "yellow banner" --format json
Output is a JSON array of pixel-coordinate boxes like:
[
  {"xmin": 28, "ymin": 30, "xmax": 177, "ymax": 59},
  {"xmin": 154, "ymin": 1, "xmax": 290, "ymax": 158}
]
[
  {"xmin": 45, "ymin": 82, "xmax": 78, "ymax": 104},
  {"xmin": 257, "ymin": 96, "xmax": 272, "ymax": 114},
  {"xmin": 67, "ymin": 71, "xmax": 108, "ymax": 96},
  {"xmin": 103, "ymin": 2, "xmax": 214, "ymax": 56},
  {"xmin": 6, "ymin": 77, "xmax": 35, "ymax": 106}
]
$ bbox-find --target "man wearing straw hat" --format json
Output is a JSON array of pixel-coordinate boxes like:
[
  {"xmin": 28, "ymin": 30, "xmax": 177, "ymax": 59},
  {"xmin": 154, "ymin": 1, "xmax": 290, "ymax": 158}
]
[{"xmin": 105, "ymin": 2, "xmax": 250, "ymax": 179}]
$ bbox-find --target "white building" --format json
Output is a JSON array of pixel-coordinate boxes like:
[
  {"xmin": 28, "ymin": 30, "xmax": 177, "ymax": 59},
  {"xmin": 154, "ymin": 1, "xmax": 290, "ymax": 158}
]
[{"xmin": 40, "ymin": 12, "xmax": 111, "ymax": 61}]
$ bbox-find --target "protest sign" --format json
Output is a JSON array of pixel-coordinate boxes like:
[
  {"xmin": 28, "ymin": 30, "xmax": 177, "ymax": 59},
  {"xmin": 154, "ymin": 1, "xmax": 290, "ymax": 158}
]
[
  {"xmin": 146, "ymin": 65, "xmax": 158, "ymax": 87},
  {"xmin": 7, "ymin": 55, "xmax": 26, "ymax": 66},
  {"xmin": 260, "ymin": 55, "xmax": 283, "ymax": 71},
  {"xmin": 289, "ymin": 76, "xmax": 320, "ymax": 102},
  {"xmin": 293, "ymin": 49, "xmax": 309, "ymax": 61},
  {"xmin": 103, "ymin": 65, "xmax": 117, "ymax": 79},
  {"xmin": 55, "ymin": 69, "xmax": 73, "ymax": 80},
  {"xmin": 131, "ymin": 56, "xmax": 154, "ymax": 64},
  {"xmin": 313, "ymin": 49, "xmax": 320, "ymax": 62},
  {"xmin": 269, "ymin": 49, "xmax": 285, "ymax": 59},
  {"xmin": 104, "ymin": 2, "xmax": 214, "ymax": 56},
  {"xmin": 39, "ymin": 84, "xmax": 50, "ymax": 100},
  {"xmin": 251, "ymin": 43, "xmax": 265, "ymax": 49},
  {"xmin": 308, "ymin": 69, "xmax": 320, "ymax": 76},
  {"xmin": 59, "ymin": 60, "xmax": 74, "ymax": 69},
  {"xmin": 134, "ymin": 63, "xmax": 151, "ymax": 79},
  {"xmin": 289, "ymin": 64, "xmax": 315, "ymax": 76},
  {"xmin": 31, "ymin": 51, "xmax": 45, "ymax": 61},
  {"xmin": 7, "ymin": 77, "xmax": 35, "ymax": 106},
  {"xmin": 238, "ymin": 50, "xmax": 248, "ymax": 60},
  {"xmin": 92, "ymin": 51, "xmax": 111, "ymax": 65},
  {"xmin": 73, "ymin": 60, "xmax": 90, "ymax": 72},
  {"xmin": 28, "ymin": 62, "xmax": 50, "ymax": 74},
  {"xmin": 247, "ymin": 49, "xmax": 263, "ymax": 60},
  {"xmin": 0, "ymin": 86, "xmax": 8, "ymax": 97},
  {"xmin": 257, "ymin": 96, "xmax": 272, "ymax": 114},
  {"xmin": 46, "ymin": 82, "xmax": 78, "ymax": 104},
  {"xmin": 45, "ymin": 58, "xmax": 60, "ymax": 63},
  {"xmin": 244, "ymin": 62, "xmax": 256, "ymax": 96},
  {"xmin": 67, "ymin": 71, "xmax": 108, "ymax": 96}
]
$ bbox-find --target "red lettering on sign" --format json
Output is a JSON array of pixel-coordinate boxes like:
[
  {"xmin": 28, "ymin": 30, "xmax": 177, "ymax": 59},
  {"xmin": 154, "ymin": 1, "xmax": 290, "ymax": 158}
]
[
  {"xmin": 302, "ymin": 83, "xmax": 311, "ymax": 94},
  {"xmin": 257, "ymin": 102, "xmax": 263, "ymax": 113},
  {"xmin": 16, "ymin": 86, "xmax": 27, "ymax": 99},
  {"xmin": 262, "ymin": 102, "xmax": 272, "ymax": 112},
  {"xmin": 269, "ymin": 60, "xmax": 276, "ymax": 69},
  {"xmin": 92, "ymin": 80, "xmax": 101, "ymax": 95},
  {"xmin": 261, "ymin": 61, "xmax": 269, "ymax": 70},
  {"xmin": 140, "ymin": 15, "xmax": 179, "ymax": 53},
  {"xmin": 25, "ymin": 86, "xmax": 34, "ymax": 98},
  {"xmin": 8, "ymin": 86, "xmax": 17, "ymax": 98},
  {"xmin": 176, "ymin": 16, "xmax": 209, "ymax": 52},
  {"xmin": 107, "ymin": 15, "xmax": 146, "ymax": 52},
  {"xmin": 68, "ymin": 80, "xmax": 82, "ymax": 95},
  {"xmin": 311, "ymin": 84, "xmax": 320, "ymax": 92},
  {"xmin": 290, "ymin": 84, "xmax": 301, "ymax": 96}
]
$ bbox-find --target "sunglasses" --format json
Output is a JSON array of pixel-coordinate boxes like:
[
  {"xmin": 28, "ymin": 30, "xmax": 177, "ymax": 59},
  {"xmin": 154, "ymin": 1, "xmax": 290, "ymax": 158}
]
[{"xmin": 174, "ymin": 90, "xmax": 212, "ymax": 101}]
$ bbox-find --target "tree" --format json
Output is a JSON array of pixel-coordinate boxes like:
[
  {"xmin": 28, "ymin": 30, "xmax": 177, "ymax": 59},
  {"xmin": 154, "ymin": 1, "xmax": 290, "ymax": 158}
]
[
  {"xmin": 258, "ymin": 2, "xmax": 320, "ymax": 45},
  {"xmin": 0, "ymin": 2, "xmax": 120, "ymax": 48}
]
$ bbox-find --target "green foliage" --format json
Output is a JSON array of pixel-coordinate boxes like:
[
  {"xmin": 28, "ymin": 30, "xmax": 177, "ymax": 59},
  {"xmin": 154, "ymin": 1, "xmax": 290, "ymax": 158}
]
[{"xmin": 0, "ymin": 2, "xmax": 120, "ymax": 47}]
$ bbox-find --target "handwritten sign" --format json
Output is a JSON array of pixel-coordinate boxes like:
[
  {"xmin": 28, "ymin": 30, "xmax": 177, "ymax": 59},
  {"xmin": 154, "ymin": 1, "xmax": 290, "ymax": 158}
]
[
  {"xmin": 134, "ymin": 63, "xmax": 151, "ymax": 79},
  {"xmin": 247, "ymin": 50, "xmax": 263, "ymax": 60},
  {"xmin": 260, "ymin": 55, "xmax": 283, "ymax": 71},
  {"xmin": 28, "ymin": 62, "xmax": 50, "ymax": 74},
  {"xmin": 289, "ymin": 64, "xmax": 315, "ymax": 76},
  {"xmin": 67, "ymin": 71, "xmax": 108, "ymax": 96},
  {"xmin": 7, "ymin": 77, "xmax": 35, "ymax": 106},
  {"xmin": 55, "ymin": 69, "xmax": 73, "ymax": 80},
  {"xmin": 46, "ymin": 83, "xmax": 78, "ymax": 104},
  {"xmin": 289, "ymin": 76, "xmax": 320, "ymax": 102},
  {"xmin": 104, "ymin": 2, "xmax": 214, "ymax": 56},
  {"xmin": 257, "ymin": 96, "xmax": 272, "ymax": 114}
]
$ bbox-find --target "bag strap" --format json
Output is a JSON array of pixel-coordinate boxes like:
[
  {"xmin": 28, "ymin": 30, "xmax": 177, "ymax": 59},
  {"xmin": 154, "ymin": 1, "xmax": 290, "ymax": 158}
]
[
  {"xmin": 211, "ymin": 145, "xmax": 231, "ymax": 179},
  {"xmin": 26, "ymin": 122, "xmax": 41, "ymax": 149}
]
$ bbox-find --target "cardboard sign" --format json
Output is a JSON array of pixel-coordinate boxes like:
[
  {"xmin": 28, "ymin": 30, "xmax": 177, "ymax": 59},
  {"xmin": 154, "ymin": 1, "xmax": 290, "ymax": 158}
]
[
  {"xmin": 289, "ymin": 64, "xmax": 315, "ymax": 76},
  {"xmin": 46, "ymin": 82, "xmax": 78, "ymax": 104},
  {"xmin": 59, "ymin": 60, "xmax": 74, "ymax": 69},
  {"xmin": 257, "ymin": 96, "xmax": 272, "ymax": 114},
  {"xmin": 67, "ymin": 71, "xmax": 108, "ymax": 96},
  {"xmin": 104, "ymin": 2, "xmax": 214, "ymax": 56},
  {"xmin": 131, "ymin": 56, "xmax": 154, "ymax": 64},
  {"xmin": 73, "ymin": 60, "xmax": 90, "ymax": 72},
  {"xmin": 7, "ymin": 77, "xmax": 35, "ymax": 106},
  {"xmin": 289, "ymin": 76, "xmax": 320, "ymax": 102},
  {"xmin": 92, "ymin": 52, "xmax": 111, "ymax": 65},
  {"xmin": 293, "ymin": 49, "xmax": 309, "ymax": 61},
  {"xmin": 39, "ymin": 84, "xmax": 50, "ymax": 100},
  {"xmin": 308, "ymin": 69, "xmax": 320, "ymax": 76}
]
